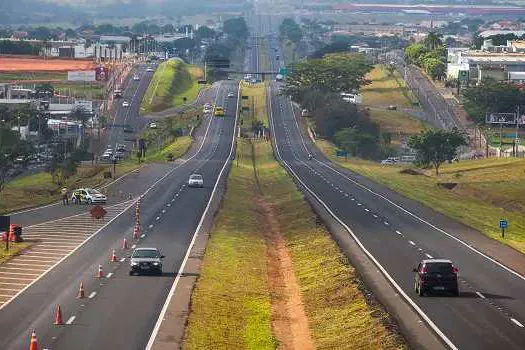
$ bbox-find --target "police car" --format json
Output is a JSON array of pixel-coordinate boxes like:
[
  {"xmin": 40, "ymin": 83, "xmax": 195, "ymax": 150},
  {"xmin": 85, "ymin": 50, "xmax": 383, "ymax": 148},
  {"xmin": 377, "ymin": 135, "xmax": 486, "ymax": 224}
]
[{"xmin": 71, "ymin": 188, "xmax": 107, "ymax": 204}]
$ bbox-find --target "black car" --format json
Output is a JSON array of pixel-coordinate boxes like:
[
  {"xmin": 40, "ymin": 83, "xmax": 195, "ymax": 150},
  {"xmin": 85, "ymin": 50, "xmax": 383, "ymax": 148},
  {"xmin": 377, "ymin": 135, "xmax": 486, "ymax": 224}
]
[
  {"xmin": 413, "ymin": 259, "xmax": 459, "ymax": 296},
  {"xmin": 129, "ymin": 247, "xmax": 165, "ymax": 275}
]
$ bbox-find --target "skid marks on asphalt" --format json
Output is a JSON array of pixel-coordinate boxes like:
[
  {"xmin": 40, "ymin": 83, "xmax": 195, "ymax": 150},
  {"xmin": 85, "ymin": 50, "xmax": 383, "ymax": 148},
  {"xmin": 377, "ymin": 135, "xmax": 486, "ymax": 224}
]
[{"xmin": 0, "ymin": 201, "xmax": 133, "ymax": 306}]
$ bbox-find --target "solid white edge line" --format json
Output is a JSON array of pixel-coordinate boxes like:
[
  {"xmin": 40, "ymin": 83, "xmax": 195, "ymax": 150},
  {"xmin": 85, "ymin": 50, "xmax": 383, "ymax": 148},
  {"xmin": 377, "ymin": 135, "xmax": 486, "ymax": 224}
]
[
  {"xmin": 0, "ymin": 86, "xmax": 221, "ymax": 312},
  {"xmin": 106, "ymin": 272, "xmax": 113, "ymax": 278},
  {"xmin": 88, "ymin": 292, "xmax": 97, "ymax": 299},
  {"xmin": 510, "ymin": 318, "xmax": 524, "ymax": 328},
  {"xmin": 66, "ymin": 316, "xmax": 76, "ymax": 325},
  {"xmin": 269, "ymin": 83, "xmax": 459, "ymax": 350},
  {"xmin": 145, "ymin": 81, "xmax": 239, "ymax": 350},
  {"xmin": 426, "ymin": 253, "xmax": 433, "ymax": 259},
  {"xmin": 476, "ymin": 292, "xmax": 486, "ymax": 299}
]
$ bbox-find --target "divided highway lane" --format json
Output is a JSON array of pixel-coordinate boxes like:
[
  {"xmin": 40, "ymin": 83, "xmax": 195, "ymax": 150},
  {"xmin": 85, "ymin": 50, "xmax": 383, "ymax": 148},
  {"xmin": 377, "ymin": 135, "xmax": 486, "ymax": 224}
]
[
  {"xmin": 0, "ymin": 81, "xmax": 239, "ymax": 350},
  {"xmin": 267, "ymin": 83, "xmax": 525, "ymax": 349},
  {"xmin": 7, "ymin": 63, "xmax": 154, "ymax": 227}
]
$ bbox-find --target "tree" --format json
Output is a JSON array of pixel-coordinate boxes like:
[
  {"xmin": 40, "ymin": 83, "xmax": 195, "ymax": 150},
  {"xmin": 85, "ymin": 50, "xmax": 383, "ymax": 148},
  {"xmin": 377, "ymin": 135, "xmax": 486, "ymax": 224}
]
[
  {"xmin": 335, "ymin": 127, "xmax": 379, "ymax": 159},
  {"xmin": 195, "ymin": 26, "xmax": 215, "ymax": 40},
  {"xmin": 279, "ymin": 18, "xmax": 303, "ymax": 44},
  {"xmin": 281, "ymin": 53, "xmax": 373, "ymax": 103},
  {"xmin": 423, "ymin": 31, "xmax": 443, "ymax": 51},
  {"xmin": 223, "ymin": 17, "xmax": 248, "ymax": 41},
  {"xmin": 35, "ymin": 83, "xmax": 55, "ymax": 98},
  {"xmin": 408, "ymin": 128, "xmax": 468, "ymax": 175},
  {"xmin": 462, "ymin": 78, "xmax": 524, "ymax": 123},
  {"xmin": 422, "ymin": 57, "xmax": 446, "ymax": 80},
  {"xmin": 405, "ymin": 44, "xmax": 428, "ymax": 65}
]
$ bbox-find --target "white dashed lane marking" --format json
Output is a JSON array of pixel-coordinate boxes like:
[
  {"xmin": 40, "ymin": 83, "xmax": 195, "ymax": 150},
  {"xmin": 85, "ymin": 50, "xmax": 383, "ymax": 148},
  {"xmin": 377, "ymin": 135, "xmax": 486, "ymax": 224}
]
[
  {"xmin": 511, "ymin": 318, "xmax": 524, "ymax": 328},
  {"xmin": 88, "ymin": 292, "xmax": 97, "ymax": 299},
  {"xmin": 425, "ymin": 253, "xmax": 433, "ymax": 259},
  {"xmin": 66, "ymin": 316, "xmax": 76, "ymax": 325},
  {"xmin": 476, "ymin": 292, "xmax": 486, "ymax": 299},
  {"xmin": 409, "ymin": 241, "xmax": 416, "ymax": 246}
]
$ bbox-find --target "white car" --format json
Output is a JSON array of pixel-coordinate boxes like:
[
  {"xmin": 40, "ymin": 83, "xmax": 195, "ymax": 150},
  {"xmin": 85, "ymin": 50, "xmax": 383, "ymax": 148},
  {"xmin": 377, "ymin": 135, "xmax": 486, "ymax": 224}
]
[
  {"xmin": 380, "ymin": 159, "xmax": 396, "ymax": 165},
  {"xmin": 149, "ymin": 122, "xmax": 158, "ymax": 129},
  {"xmin": 227, "ymin": 92, "xmax": 235, "ymax": 98},
  {"xmin": 133, "ymin": 75, "xmax": 140, "ymax": 81},
  {"xmin": 122, "ymin": 101, "xmax": 130, "ymax": 107},
  {"xmin": 188, "ymin": 173, "xmax": 204, "ymax": 187},
  {"xmin": 146, "ymin": 67, "xmax": 154, "ymax": 72},
  {"xmin": 71, "ymin": 188, "xmax": 107, "ymax": 204}
]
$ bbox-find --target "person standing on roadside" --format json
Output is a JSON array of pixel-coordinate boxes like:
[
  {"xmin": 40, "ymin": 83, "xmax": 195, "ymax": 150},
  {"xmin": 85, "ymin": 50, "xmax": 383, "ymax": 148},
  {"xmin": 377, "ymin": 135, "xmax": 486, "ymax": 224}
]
[{"xmin": 61, "ymin": 187, "xmax": 69, "ymax": 205}]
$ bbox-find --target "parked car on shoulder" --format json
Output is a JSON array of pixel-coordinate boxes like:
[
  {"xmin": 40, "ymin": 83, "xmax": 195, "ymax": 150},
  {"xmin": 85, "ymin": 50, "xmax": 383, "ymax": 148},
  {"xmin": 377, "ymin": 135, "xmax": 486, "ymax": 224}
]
[{"xmin": 71, "ymin": 188, "xmax": 107, "ymax": 204}]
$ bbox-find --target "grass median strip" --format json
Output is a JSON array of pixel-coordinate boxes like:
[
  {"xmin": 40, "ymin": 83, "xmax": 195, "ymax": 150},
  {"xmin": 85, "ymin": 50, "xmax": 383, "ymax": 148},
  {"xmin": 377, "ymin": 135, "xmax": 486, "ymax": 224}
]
[{"xmin": 184, "ymin": 83, "xmax": 404, "ymax": 349}]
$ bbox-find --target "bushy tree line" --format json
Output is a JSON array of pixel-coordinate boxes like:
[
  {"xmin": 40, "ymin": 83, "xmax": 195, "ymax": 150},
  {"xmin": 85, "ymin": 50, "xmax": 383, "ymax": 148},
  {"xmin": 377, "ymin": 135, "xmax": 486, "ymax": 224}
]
[
  {"xmin": 283, "ymin": 53, "xmax": 395, "ymax": 159},
  {"xmin": 404, "ymin": 32, "xmax": 446, "ymax": 80},
  {"xmin": 279, "ymin": 18, "xmax": 303, "ymax": 44}
]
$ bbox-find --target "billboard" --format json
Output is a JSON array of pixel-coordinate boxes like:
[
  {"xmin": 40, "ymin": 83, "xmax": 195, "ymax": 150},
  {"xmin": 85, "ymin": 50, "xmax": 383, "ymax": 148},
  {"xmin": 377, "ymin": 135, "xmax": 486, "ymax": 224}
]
[
  {"xmin": 486, "ymin": 112, "xmax": 516, "ymax": 125},
  {"xmin": 68, "ymin": 71, "xmax": 96, "ymax": 82},
  {"xmin": 95, "ymin": 65, "xmax": 109, "ymax": 81}
]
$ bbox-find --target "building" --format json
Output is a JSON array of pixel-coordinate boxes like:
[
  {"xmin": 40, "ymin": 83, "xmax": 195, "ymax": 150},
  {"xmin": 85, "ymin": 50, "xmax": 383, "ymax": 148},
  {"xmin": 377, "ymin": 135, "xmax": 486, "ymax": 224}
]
[{"xmin": 447, "ymin": 41, "xmax": 525, "ymax": 82}]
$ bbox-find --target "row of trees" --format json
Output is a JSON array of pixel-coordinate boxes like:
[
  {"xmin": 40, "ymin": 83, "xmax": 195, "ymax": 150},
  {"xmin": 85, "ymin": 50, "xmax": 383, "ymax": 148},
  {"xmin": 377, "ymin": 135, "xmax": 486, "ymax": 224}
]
[
  {"xmin": 279, "ymin": 18, "xmax": 303, "ymax": 44},
  {"xmin": 283, "ymin": 53, "xmax": 398, "ymax": 159},
  {"xmin": 404, "ymin": 32, "xmax": 447, "ymax": 80}
]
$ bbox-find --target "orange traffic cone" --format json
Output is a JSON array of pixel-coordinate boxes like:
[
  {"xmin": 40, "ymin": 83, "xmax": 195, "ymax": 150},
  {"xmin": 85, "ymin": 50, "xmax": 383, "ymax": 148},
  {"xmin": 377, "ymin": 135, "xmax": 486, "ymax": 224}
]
[
  {"xmin": 77, "ymin": 282, "xmax": 85, "ymax": 299},
  {"xmin": 54, "ymin": 305, "xmax": 63, "ymax": 325},
  {"xmin": 8, "ymin": 224, "xmax": 16, "ymax": 242},
  {"xmin": 29, "ymin": 330, "xmax": 39, "ymax": 350},
  {"xmin": 133, "ymin": 224, "xmax": 140, "ymax": 239},
  {"xmin": 111, "ymin": 249, "xmax": 118, "ymax": 262},
  {"xmin": 96, "ymin": 264, "xmax": 104, "ymax": 278},
  {"xmin": 122, "ymin": 238, "xmax": 128, "ymax": 250}
]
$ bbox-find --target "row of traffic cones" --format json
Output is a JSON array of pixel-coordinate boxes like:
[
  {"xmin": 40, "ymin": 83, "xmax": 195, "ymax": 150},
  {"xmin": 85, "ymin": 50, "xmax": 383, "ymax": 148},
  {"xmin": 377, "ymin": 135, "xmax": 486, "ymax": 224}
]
[{"xmin": 29, "ymin": 197, "xmax": 146, "ymax": 349}]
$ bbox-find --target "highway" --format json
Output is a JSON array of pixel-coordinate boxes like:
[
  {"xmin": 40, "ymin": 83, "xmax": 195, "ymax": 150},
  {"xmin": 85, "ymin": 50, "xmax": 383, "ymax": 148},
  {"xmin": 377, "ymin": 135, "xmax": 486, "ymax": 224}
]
[
  {"xmin": 258, "ymin": 15, "xmax": 525, "ymax": 350},
  {"xmin": 0, "ymin": 80, "xmax": 239, "ymax": 350},
  {"xmin": 7, "ymin": 62, "xmax": 157, "ymax": 227}
]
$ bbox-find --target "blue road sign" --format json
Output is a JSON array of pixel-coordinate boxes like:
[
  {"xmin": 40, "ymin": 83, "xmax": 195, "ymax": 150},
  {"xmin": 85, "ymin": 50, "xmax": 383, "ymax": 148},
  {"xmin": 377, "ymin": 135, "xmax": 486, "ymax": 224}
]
[
  {"xmin": 335, "ymin": 150, "xmax": 348, "ymax": 157},
  {"xmin": 499, "ymin": 219, "xmax": 508, "ymax": 229}
]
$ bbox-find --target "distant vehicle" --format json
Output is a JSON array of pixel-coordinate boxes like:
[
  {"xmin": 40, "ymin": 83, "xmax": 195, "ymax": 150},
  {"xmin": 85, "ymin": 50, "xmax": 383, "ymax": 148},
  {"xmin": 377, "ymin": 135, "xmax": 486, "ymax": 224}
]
[
  {"xmin": 146, "ymin": 67, "xmax": 154, "ymax": 72},
  {"xmin": 133, "ymin": 75, "xmax": 140, "ymax": 81},
  {"xmin": 123, "ymin": 127, "xmax": 134, "ymax": 133},
  {"xmin": 129, "ymin": 247, "xmax": 165, "ymax": 275},
  {"xmin": 149, "ymin": 122, "xmax": 158, "ymax": 129},
  {"xmin": 227, "ymin": 92, "xmax": 235, "ymax": 98},
  {"xmin": 122, "ymin": 101, "xmax": 130, "ymax": 107},
  {"xmin": 116, "ymin": 144, "xmax": 127, "ymax": 153},
  {"xmin": 71, "ymin": 188, "xmax": 107, "ymax": 204},
  {"xmin": 188, "ymin": 173, "xmax": 204, "ymax": 187},
  {"xmin": 275, "ymin": 74, "xmax": 284, "ymax": 81},
  {"xmin": 113, "ymin": 89, "xmax": 123, "ymax": 98},
  {"xmin": 214, "ymin": 106, "xmax": 225, "ymax": 116},
  {"xmin": 341, "ymin": 92, "xmax": 363, "ymax": 104},
  {"xmin": 244, "ymin": 74, "xmax": 252, "ymax": 80},
  {"xmin": 387, "ymin": 105, "xmax": 397, "ymax": 110},
  {"xmin": 251, "ymin": 78, "xmax": 257, "ymax": 84},
  {"xmin": 227, "ymin": 75, "xmax": 233, "ymax": 80},
  {"xmin": 380, "ymin": 159, "xmax": 396, "ymax": 165},
  {"xmin": 276, "ymin": 55, "xmax": 280, "ymax": 60},
  {"xmin": 203, "ymin": 104, "xmax": 212, "ymax": 113},
  {"xmin": 413, "ymin": 259, "xmax": 459, "ymax": 296},
  {"xmin": 301, "ymin": 109, "xmax": 310, "ymax": 117}
]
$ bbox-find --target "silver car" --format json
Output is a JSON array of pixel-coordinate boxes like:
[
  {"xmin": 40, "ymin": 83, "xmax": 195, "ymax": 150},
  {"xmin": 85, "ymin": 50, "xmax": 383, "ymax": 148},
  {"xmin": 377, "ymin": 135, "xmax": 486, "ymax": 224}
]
[
  {"xmin": 188, "ymin": 173, "xmax": 204, "ymax": 187},
  {"xmin": 129, "ymin": 247, "xmax": 165, "ymax": 275}
]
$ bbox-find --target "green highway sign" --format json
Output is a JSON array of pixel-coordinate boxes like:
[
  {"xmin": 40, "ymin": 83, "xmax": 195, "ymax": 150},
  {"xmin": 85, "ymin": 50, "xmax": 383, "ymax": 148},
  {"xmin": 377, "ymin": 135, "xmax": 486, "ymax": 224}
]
[
  {"xmin": 458, "ymin": 70, "xmax": 468, "ymax": 81},
  {"xmin": 279, "ymin": 67, "xmax": 289, "ymax": 76}
]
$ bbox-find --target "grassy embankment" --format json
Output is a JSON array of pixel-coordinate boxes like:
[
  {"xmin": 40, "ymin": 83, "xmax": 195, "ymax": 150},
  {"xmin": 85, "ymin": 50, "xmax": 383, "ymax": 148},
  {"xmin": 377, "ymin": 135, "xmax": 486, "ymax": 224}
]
[
  {"xmin": 315, "ymin": 65, "xmax": 525, "ymax": 254},
  {"xmin": 184, "ymin": 83, "xmax": 404, "ymax": 349},
  {"xmin": 141, "ymin": 60, "xmax": 204, "ymax": 113},
  {"xmin": 361, "ymin": 66, "xmax": 428, "ymax": 146},
  {"xmin": 0, "ymin": 161, "xmax": 140, "ymax": 214},
  {"xmin": 281, "ymin": 39, "xmax": 297, "ymax": 64}
]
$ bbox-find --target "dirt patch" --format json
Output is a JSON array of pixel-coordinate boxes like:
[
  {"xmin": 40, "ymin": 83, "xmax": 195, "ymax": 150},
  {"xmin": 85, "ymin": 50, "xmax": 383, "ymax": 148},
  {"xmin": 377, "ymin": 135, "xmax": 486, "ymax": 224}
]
[
  {"xmin": 437, "ymin": 182, "xmax": 458, "ymax": 190},
  {"xmin": 0, "ymin": 57, "xmax": 97, "ymax": 72},
  {"xmin": 399, "ymin": 168, "xmax": 424, "ymax": 175},
  {"xmin": 256, "ymin": 197, "xmax": 315, "ymax": 350}
]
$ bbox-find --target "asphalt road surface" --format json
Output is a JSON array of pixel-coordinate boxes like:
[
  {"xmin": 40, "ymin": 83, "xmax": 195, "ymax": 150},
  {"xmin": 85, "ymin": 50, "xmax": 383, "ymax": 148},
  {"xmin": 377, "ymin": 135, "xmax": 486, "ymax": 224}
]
[
  {"xmin": 0, "ymin": 80, "xmax": 239, "ymax": 350},
  {"xmin": 264, "ymin": 47, "xmax": 525, "ymax": 350}
]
